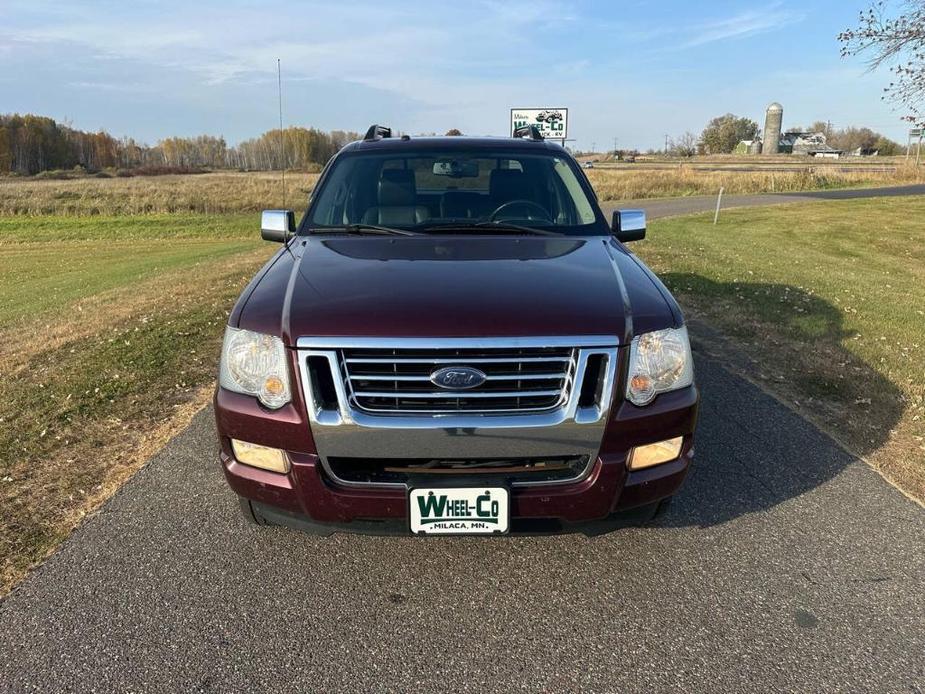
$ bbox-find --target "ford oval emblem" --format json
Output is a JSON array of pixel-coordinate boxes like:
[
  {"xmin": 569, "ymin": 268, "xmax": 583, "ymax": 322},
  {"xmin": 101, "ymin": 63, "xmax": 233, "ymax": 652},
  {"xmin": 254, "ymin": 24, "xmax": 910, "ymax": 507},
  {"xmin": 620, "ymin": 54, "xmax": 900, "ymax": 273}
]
[{"xmin": 430, "ymin": 366, "xmax": 487, "ymax": 390}]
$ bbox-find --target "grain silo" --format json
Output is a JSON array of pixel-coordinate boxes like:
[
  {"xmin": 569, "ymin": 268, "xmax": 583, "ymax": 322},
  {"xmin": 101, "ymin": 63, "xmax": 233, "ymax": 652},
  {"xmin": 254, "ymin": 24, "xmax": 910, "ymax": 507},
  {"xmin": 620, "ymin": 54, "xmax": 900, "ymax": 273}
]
[{"xmin": 762, "ymin": 102, "xmax": 783, "ymax": 155}]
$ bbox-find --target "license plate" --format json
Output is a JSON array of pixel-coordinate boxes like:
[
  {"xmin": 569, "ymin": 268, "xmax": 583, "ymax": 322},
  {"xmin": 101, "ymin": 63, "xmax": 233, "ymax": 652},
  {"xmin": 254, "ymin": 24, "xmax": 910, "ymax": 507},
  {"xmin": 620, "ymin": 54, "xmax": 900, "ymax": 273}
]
[{"xmin": 409, "ymin": 487, "xmax": 509, "ymax": 535}]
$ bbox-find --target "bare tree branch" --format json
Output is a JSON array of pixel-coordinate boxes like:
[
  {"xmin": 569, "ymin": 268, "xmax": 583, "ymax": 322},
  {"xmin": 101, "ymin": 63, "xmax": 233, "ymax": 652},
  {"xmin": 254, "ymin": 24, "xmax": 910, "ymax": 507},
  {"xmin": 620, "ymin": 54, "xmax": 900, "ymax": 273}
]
[{"xmin": 838, "ymin": 1, "xmax": 925, "ymax": 126}]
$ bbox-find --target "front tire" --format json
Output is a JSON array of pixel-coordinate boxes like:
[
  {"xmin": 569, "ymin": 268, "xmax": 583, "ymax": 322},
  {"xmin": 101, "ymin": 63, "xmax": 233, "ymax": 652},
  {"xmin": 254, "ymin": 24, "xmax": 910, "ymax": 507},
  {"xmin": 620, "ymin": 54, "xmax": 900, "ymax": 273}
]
[
  {"xmin": 612, "ymin": 496, "xmax": 673, "ymax": 527},
  {"xmin": 238, "ymin": 497, "xmax": 270, "ymax": 526},
  {"xmin": 645, "ymin": 496, "xmax": 673, "ymax": 524}
]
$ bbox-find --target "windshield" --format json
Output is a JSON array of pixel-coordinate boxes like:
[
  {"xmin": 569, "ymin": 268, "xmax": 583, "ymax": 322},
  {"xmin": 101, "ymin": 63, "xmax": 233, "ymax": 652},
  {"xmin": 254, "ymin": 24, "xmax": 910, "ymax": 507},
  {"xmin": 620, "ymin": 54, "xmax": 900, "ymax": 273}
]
[{"xmin": 306, "ymin": 148, "xmax": 602, "ymax": 235}]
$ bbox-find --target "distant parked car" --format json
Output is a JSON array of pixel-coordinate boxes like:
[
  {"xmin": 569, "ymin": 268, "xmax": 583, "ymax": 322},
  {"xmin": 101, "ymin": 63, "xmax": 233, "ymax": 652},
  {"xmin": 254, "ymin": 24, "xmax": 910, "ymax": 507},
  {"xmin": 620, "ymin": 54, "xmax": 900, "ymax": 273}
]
[{"xmin": 583, "ymin": 161, "xmax": 594, "ymax": 169}]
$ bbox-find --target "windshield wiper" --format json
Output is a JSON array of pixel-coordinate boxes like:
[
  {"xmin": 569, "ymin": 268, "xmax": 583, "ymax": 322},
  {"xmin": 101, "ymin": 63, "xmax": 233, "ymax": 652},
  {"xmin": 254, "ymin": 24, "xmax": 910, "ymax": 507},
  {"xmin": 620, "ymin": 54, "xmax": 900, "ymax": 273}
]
[
  {"xmin": 474, "ymin": 221, "xmax": 563, "ymax": 236},
  {"xmin": 421, "ymin": 221, "xmax": 562, "ymax": 237},
  {"xmin": 311, "ymin": 224, "xmax": 422, "ymax": 237}
]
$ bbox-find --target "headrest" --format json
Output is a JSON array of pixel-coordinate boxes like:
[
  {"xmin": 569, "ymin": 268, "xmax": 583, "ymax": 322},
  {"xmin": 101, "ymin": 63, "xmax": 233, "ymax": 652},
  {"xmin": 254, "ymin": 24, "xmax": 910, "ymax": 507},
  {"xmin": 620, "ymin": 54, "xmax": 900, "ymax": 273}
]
[
  {"xmin": 489, "ymin": 169, "xmax": 526, "ymax": 201},
  {"xmin": 378, "ymin": 169, "xmax": 416, "ymax": 206}
]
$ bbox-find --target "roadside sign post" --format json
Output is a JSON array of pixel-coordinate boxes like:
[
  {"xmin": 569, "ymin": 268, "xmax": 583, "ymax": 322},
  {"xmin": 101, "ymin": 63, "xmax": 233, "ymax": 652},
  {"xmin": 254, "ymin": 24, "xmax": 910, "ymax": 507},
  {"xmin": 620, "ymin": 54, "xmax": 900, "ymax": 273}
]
[
  {"xmin": 908, "ymin": 128, "xmax": 922, "ymax": 165},
  {"xmin": 510, "ymin": 108, "xmax": 568, "ymax": 145},
  {"xmin": 713, "ymin": 187, "xmax": 724, "ymax": 225}
]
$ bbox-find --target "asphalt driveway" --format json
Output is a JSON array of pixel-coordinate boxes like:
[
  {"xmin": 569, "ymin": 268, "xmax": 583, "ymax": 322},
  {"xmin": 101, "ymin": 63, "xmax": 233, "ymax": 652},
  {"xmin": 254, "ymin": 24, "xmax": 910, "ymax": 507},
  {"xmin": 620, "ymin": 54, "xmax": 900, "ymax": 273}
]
[
  {"xmin": 1, "ymin": 346, "xmax": 922, "ymax": 693},
  {"xmin": 603, "ymin": 182, "xmax": 925, "ymax": 219}
]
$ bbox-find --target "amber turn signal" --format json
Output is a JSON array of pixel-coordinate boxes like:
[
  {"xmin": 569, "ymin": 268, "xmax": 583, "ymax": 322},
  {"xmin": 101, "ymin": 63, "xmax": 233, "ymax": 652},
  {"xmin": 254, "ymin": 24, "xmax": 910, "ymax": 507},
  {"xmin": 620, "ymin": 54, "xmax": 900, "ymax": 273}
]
[{"xmin": 263, "ymin": 375, "xmax": 286, "ymax": 396}]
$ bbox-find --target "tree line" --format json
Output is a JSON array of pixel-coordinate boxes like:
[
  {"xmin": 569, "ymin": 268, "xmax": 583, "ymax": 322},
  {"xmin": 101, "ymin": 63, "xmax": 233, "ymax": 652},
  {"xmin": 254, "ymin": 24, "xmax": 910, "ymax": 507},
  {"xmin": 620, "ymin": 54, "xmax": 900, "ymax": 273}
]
[{"xmin": 0, "ymin": 113, "xmax": 360, "ymax": 175}]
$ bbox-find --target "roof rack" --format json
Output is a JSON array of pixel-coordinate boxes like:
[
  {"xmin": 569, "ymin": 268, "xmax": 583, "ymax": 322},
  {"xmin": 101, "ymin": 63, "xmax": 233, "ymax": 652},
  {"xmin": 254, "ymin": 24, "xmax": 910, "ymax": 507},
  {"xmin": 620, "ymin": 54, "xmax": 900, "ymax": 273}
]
[
  {"xmin": 512, "ymin": 125, "xmax": 544, "ymax": 141},
  {"xmin": 364, "ymin": 124, "xmax": 392, "ymax": 141}
]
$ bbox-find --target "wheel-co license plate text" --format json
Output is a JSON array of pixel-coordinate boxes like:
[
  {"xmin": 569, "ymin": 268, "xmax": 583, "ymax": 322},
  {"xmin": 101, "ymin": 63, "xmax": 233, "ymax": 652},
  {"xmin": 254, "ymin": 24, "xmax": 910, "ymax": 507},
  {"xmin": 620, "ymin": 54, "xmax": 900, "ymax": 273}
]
[{"xmin": 409, "ymin": 487, "xmax": 509, "ymax": 535}]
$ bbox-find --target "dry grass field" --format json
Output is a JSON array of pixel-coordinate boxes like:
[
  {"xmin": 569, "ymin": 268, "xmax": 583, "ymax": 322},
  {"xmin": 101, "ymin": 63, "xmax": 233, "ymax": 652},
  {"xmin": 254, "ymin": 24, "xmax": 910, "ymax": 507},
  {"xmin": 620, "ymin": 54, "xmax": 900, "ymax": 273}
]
[
  {"xmin": 579, "ymin": 152, "xmax": 911, "ymax": 167},
  {"xmin": 584, "ymin": 163, "xmax": 925, "ymax": 200},
  {"xmin": 2, "ymin": 163, "xmax": 923, "ymax": 217},
  {"xmin": 0, "ymin": 172, "xmax": 319, "ymax": 216}
]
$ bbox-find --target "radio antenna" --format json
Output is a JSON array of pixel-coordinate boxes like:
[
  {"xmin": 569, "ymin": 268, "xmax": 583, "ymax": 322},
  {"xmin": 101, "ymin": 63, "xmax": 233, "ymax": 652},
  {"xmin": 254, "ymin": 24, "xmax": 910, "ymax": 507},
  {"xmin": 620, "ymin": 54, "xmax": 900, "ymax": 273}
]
[{"xmin": 277, "ymin": 57, "xmax": 286, "ymax": 209}]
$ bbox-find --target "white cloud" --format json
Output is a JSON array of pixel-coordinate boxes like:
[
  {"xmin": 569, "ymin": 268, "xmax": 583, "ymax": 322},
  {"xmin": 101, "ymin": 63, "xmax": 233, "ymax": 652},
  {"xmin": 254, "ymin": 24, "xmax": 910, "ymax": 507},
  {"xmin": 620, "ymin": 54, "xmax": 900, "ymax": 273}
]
[
  {"xmin": 683, "ymin": 6, "xmax": 804, "ymax": 48},
  {"xmin": 5, "ymin": 1, "xmax": 561, "ymax": 87}
]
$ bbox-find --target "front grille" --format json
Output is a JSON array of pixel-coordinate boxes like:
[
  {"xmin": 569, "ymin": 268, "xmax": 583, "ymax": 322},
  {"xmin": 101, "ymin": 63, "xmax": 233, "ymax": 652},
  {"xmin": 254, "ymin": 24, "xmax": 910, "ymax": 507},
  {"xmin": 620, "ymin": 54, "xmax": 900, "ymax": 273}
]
[{"xmin": 339, "ymin": 346, "xmax": 577, "ymax": 414}]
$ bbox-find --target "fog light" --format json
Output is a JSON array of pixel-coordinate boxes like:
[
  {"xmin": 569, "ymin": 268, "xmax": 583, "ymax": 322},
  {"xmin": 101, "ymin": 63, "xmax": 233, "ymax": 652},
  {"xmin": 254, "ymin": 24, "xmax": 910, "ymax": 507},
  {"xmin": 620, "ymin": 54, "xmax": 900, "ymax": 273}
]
[
  {"xmin": 231, "ymin": 439, "xmax": 289, "ymax": 473},
  {"xmin": 628, "ymin": 436, "xmax": 683, "ymax": 470}
]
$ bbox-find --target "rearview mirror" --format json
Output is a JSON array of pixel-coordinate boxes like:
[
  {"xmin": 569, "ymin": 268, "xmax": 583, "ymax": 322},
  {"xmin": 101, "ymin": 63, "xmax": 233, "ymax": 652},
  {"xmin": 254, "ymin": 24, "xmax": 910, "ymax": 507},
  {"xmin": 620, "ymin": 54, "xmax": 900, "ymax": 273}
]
[
  {"xmin": 612, "ymin": 209, "xmax": 646, "ymax": 242},
  {"xmin": 261, "ymin": 210, "xmax": 295, "ymax": 243},
  {"xmin": 433, "ymin": 159, "xmax": 479, "ymax": 178}
]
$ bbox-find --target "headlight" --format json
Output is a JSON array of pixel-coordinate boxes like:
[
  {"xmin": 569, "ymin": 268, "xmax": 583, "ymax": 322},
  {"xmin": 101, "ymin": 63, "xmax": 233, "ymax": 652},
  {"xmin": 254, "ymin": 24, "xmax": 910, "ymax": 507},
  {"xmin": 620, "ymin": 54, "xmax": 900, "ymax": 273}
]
[
  {"xmin": 626, "ymin": 325, "xmax": 693, "ymax": 406},
  {"xmin": 219, "ymin": 326, "xmax": 292, "ymax": 409}
]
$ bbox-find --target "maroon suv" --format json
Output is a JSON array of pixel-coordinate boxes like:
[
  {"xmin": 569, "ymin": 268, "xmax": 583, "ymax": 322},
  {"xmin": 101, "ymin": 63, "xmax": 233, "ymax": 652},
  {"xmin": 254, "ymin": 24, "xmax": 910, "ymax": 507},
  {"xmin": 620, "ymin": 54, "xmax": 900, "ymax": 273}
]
[{"xmin": 214, "ymin": 125, "xmax": 699, "ymax": 535}]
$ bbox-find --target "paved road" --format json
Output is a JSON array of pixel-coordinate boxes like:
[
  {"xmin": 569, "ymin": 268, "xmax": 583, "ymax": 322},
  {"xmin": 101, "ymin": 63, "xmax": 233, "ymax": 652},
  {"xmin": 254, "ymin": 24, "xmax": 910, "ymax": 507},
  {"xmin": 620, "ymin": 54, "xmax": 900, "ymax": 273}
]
[
  {"xmin": 603, "ymin": 182, "xmax": 925, "ymax": 219},
  {"xmin": 1, "ymin": 348, "xmax": 923, "ymax": 693}
]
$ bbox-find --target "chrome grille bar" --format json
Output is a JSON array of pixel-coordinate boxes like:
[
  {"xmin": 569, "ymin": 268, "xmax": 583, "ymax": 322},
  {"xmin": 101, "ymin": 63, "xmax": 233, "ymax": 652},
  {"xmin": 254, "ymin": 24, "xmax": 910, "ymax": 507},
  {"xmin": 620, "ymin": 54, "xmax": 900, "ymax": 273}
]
[
  {"xmin": 348, "ymin": 372, "xmax": 568, "ymax": 382},
  {"xmin": 352, "ymin": 390, "xmax": 564, "ymax": 399},
  {"xmin": 344, "ymin": 356, "xmax": 571, "ymax": 364}
]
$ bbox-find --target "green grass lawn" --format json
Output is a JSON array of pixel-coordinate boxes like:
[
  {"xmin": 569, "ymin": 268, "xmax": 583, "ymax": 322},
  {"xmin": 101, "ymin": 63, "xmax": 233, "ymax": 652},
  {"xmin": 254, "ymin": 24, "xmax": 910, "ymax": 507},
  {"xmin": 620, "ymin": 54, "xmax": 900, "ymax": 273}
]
[
  {"xmin": 0, "ymin": 213, "xmax": 270, "ymax": 594},
  {"xmin": 0, "ymin": 214, "xmax": 261, "ymax": 326},
  {"xmin": 637, "ymin": 196, "xmax": 925, "ymax": 499}
]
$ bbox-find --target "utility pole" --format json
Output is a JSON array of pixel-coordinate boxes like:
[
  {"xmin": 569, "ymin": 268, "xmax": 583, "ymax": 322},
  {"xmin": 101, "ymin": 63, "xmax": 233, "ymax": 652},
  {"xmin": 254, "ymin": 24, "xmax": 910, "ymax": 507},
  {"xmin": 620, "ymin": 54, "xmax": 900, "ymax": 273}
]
[
  {"xmin": 665, "ymin": 134, "xmax": 669, "ymax": 155},
  {"xmin": 591, "ymin": 141, "xmax": 596, "ymax": 154},
  {"xmin": 277, "ymin": 58, "xmax": 286, "ymax": 208}
]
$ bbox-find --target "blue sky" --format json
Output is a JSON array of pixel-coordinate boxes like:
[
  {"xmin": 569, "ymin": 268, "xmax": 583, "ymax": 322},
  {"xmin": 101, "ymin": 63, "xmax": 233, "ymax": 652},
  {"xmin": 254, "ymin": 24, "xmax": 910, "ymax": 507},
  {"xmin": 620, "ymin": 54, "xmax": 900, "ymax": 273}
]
[{"xmin": 0, "ymin": 0, "xmax": 911, "ymax": 150}]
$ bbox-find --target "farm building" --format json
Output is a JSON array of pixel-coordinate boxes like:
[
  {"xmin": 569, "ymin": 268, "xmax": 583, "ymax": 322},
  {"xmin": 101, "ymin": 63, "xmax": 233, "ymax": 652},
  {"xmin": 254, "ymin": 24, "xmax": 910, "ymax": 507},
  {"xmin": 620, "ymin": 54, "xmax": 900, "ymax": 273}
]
[
  {"xmin": 779, "ymin": 131, "xmax": 842, "ymax": 157},
  {"xmin": 734, "ymin": 139, "xmax": 763, "ymax": 154},
  {"xmin": 737, "ymin": 130, "xmax": 843, "ymax": 157}
]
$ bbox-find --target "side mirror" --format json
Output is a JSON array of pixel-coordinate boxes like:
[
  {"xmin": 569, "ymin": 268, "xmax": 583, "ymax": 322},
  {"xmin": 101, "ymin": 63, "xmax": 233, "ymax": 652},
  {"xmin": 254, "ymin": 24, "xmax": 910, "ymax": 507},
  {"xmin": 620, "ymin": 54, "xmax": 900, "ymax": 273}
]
[
  {"xmin": 261, "ymin": 210, "xmax": 295, "ymax": 243},
  {"xmin": 611, "ymin": 209, "xmax": 646, "ymax": 242}
]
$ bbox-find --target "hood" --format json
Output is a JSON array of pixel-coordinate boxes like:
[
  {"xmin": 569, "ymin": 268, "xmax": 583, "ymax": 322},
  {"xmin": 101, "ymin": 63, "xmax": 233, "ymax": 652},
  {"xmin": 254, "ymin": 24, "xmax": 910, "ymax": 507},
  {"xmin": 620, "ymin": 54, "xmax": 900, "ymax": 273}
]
[{"xmin": 235, "ymin": 235, "xmax": 679, "ymax": 345}]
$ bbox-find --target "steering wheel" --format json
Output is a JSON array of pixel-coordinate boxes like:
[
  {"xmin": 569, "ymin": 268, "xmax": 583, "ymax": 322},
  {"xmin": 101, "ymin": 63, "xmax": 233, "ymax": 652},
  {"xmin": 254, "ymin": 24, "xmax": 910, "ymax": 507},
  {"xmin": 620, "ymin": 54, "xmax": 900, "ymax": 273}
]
[{"xmin": 488, "ymin": 200, "xmax": 553, "ymax": 223}]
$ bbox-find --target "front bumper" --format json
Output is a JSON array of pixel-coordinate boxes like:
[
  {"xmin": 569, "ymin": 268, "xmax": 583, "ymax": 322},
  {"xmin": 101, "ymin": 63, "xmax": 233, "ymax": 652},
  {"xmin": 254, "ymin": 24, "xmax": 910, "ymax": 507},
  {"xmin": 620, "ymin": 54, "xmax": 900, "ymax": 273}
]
[{"xmin": 214, "ymin": 380, "xmax": 699, "ymax": 533}]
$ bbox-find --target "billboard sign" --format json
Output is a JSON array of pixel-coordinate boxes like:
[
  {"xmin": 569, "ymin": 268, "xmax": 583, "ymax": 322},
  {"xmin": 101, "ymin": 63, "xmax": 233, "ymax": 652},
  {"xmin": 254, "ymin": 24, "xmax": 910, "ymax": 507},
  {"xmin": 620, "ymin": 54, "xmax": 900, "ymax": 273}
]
[
  {"xmin": 910, "ymin": 128, "xmax": 922, "ymax": 138},
  {"xmin": 511, "ymin": 108, "xmax": 568, "ymax": 140}
]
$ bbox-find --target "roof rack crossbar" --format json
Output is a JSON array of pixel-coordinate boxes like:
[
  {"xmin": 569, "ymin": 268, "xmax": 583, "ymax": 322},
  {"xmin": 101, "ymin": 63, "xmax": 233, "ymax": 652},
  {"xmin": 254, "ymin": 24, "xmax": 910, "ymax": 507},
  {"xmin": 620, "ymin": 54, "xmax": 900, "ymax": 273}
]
[
  {"xmin": 512, "ymin": 125, "xmax": 544, "ymax": 141},
  {"xmin": 364, "ymin": 124, "xmax": 392, "ymax": 141}
]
